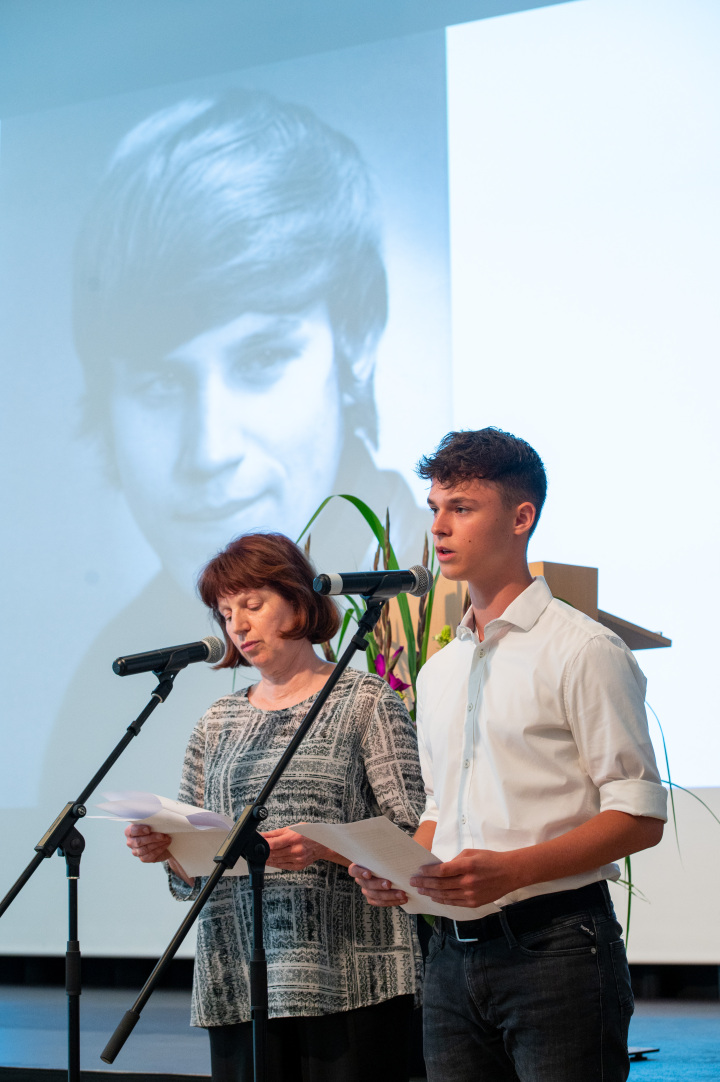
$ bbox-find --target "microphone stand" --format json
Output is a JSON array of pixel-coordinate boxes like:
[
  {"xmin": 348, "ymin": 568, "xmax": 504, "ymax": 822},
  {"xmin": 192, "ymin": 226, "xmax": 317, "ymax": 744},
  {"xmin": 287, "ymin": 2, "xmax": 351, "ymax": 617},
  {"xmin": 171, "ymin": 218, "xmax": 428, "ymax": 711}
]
[
  {"xmin": 100, "ymin": 595, "xmax": 388, "ymax": 1082},
  {"xmin": 0, "ymin": 660, "xmax": 190, "ymax": 1082}
]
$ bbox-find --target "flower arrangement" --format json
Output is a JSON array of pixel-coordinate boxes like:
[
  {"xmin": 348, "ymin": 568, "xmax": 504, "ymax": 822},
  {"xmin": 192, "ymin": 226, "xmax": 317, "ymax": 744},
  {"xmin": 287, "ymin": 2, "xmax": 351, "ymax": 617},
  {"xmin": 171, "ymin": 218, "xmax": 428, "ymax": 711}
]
[{"xmin": 298, "ymin": 495, "xmax": 441, "ymax": 718}]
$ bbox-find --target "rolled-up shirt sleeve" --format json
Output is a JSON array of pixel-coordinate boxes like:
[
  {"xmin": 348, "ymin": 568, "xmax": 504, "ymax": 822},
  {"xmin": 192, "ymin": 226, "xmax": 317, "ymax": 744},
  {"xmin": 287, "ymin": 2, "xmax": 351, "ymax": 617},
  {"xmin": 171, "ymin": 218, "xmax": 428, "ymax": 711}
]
[{"xmin": 564, "ymin": 633, "xmax": 668, "ymax": 822}]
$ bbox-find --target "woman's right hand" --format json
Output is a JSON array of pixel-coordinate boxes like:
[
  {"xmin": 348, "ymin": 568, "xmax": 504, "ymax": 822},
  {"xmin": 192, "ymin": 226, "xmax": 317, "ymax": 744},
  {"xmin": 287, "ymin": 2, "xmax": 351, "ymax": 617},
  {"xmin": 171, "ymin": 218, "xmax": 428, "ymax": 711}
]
[
  {"xmin": 124, "ymin": 822, "xmax": 172, "ymax": 863},
  {"xmin": 125, "ymin": 823, "xmax": 194, "ymax": 886}
]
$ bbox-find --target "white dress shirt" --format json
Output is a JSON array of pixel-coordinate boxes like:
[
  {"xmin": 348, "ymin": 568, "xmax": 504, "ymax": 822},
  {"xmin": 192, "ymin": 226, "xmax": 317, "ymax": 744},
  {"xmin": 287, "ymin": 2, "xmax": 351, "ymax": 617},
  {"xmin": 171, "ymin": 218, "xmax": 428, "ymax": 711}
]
[{"xmin": 416, "ymin": 576, "xmax": 667, "ymax": 905}]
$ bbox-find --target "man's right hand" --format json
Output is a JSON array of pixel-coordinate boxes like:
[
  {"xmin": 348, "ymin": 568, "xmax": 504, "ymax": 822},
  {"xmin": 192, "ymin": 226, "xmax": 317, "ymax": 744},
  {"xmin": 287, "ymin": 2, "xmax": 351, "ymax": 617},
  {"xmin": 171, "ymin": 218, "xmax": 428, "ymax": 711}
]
[
  {"xmin": 349, "ymin": 820, "xmax": 436, "ymax": 906},
  {"xmin": 125, "ymin": 822, "xmax": 172, "ymax": 863},
  {"xmin": 348, "ymin": 864, "xmax": 409, "ymax": 907}
]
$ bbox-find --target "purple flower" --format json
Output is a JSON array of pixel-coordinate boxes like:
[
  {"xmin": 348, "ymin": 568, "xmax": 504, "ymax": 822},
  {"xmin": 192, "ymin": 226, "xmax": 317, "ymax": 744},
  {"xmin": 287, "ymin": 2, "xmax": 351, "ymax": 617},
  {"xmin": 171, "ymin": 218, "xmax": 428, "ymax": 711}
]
[
  {"xmin": 373, "ymin": 648, "xmax": 411, "ymax": 693},
  {"xmin": 388, "ymin": 671, "xmax": 411, "ymax": 693}
]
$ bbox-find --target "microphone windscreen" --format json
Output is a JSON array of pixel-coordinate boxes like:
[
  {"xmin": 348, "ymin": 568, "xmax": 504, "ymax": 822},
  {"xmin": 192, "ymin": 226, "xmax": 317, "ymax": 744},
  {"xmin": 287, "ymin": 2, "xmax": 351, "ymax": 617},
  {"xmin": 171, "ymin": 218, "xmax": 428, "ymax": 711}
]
[
  {"xmin": 203, "ymin": 636, "xmax": 226, "ymax": 663},
  {"xmin": 409, "ymin": 565, "xmax": 435, "ymax": 597}
]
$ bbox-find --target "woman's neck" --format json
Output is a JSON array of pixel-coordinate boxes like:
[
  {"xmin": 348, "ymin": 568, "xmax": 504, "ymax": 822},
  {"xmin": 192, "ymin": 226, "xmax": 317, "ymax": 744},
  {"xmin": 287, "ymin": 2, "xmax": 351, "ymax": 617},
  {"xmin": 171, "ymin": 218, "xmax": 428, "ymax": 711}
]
[{"xmin": 248, "ymin": 642, "xmax": 334, "ymax": 710}]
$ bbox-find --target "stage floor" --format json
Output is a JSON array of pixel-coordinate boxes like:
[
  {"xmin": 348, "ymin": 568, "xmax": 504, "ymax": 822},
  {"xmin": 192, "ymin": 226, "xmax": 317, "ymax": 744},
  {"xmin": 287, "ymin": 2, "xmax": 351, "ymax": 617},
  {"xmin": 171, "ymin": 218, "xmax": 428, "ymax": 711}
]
[
  {"xmin": 0, "ymin": 987, "xmax": 209, "ymax": 1075},
  {"xmin": 1, "ymin": 987, "xmax": 720, "ymax": 1080}
]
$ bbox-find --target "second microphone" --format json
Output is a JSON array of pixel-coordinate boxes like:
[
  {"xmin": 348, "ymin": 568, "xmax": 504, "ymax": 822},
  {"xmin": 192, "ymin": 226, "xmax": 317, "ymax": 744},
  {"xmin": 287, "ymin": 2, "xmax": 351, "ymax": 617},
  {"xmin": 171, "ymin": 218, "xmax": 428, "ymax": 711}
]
[{"xmin": 313, "ymin": 565, "xmax": 434, "ymax": 599}]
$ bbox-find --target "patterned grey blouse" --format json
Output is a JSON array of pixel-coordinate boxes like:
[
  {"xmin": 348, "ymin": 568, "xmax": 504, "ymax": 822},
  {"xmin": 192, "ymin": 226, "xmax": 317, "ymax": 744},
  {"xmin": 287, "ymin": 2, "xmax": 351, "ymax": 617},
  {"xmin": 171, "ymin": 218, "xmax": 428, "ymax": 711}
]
[{"xmin": 168, "ymin": 668, "xmax": 425, "ymax": 1027}]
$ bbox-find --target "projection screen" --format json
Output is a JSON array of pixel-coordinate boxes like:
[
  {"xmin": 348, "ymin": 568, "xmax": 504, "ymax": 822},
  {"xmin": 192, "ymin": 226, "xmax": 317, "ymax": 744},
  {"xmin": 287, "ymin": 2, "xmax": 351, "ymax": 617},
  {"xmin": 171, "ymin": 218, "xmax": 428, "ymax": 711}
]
[{"xmin": 0, "ymin": 0, "xmax": 718, "ymax": 962}]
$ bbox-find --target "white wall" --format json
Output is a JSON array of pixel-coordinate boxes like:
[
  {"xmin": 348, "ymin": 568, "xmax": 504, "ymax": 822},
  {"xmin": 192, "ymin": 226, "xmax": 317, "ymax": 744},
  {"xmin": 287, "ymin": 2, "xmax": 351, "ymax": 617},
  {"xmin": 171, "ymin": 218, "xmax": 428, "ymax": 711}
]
[{"xmin": 610, "ymin": 788, "xmax": 720, "ymax": 964}]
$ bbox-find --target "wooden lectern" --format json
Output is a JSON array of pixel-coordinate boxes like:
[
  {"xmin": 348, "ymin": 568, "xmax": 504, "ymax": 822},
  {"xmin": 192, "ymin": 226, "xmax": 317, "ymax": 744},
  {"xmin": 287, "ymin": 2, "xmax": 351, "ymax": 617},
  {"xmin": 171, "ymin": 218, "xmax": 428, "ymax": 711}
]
[{"xmin": 528, "ymin": 562, "xmax": 671, "ymax": 653}]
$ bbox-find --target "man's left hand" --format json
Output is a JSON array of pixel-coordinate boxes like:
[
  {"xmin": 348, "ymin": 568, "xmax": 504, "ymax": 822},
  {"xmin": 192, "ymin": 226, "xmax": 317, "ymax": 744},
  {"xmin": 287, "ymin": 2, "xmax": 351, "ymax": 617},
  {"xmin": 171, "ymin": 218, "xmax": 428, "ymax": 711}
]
[{"xmin": 410, "ymin": 848, "xmax": 521, "ymax": 907}]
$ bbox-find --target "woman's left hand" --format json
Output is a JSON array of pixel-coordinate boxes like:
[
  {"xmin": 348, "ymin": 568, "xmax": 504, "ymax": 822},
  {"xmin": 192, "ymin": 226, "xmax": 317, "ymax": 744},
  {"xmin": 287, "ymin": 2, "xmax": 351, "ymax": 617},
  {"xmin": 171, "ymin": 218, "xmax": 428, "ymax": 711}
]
[{"xmin": 262, "ymin": 827, "xmax": 332, "ymax": 871}]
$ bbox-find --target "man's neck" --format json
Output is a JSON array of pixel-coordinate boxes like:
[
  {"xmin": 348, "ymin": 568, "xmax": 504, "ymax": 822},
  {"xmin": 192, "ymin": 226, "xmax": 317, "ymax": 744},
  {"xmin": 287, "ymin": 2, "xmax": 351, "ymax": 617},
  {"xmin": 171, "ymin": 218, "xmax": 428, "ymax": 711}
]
[{"xmin": 467, "ymin": 567, "xmax": 533, "ymax": 641}]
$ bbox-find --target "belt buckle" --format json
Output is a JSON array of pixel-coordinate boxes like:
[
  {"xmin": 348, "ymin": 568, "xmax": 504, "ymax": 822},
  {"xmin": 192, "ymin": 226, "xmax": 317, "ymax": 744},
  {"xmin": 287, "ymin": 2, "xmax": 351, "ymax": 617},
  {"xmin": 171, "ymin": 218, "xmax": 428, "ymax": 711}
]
[{"xmin": 452, "ymin": 919, "xmax": 479, "ymax": 942}]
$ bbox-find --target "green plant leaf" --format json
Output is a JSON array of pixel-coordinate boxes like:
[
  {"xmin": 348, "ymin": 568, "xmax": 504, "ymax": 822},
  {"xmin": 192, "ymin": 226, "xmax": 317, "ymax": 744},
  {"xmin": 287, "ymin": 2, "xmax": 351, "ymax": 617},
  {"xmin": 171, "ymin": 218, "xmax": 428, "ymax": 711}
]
[
  {"xmin": 660, "ymin": 780, "xmax": 720, "ymax": 830},
  {"xmin": 335, "ymin": 606, "xmax": 356, "ymax": 653},
  {"xmin": 646, "ymin": 701, "xmax": 680, "ymax": 854},
  {"xmin": 420, "ymin": 569, "xmax": 440, "ymax": 668},
  {"xmin": 396, "ymin": 592, "xmax": 417, "ymax": 689},
  {"xmin": 298, "ymin": 494, "xmax": 393, "ymax": 560},
  {"xmin": 615, "ymin": 879, "xmax": 649, "ymax": 904},
  {"xmin": 296, "ymin": 496, "xmax": 336, "ymax": 544}
]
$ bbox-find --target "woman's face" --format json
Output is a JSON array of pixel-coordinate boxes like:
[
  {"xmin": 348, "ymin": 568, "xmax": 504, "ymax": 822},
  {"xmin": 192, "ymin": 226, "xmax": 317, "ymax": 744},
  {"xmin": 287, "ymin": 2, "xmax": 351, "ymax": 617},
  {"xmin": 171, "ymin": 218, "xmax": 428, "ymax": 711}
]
[
  {"xmin": 108, "ymin": 305, "xmax": 344, "ymax": 589},
  {"xmin": 216, "ymin": 587, "xmax": 302, "ymax": 674}
]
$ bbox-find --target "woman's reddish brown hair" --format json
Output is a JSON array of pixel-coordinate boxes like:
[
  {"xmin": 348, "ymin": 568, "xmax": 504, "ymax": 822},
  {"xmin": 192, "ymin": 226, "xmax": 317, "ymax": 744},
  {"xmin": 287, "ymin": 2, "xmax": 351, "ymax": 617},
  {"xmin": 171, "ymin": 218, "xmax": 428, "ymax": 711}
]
[{"xmin": 197, "ymin": 532, "xmax": 340, "ymax": 668}]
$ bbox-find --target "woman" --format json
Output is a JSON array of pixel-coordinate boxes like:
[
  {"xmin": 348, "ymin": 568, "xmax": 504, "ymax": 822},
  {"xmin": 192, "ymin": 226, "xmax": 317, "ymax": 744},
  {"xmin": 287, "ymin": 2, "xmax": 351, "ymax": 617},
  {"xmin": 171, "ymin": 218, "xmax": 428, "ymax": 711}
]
[{"xmin": 125, "ymin": 532, "xmax": 424, "ymax": 1082}]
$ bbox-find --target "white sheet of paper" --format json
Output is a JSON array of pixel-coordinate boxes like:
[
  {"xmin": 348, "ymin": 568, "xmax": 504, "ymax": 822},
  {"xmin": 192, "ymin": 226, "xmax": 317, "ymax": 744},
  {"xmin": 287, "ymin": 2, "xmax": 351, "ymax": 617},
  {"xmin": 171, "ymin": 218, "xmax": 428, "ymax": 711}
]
[
  {"xmin": 92, "ymin": 791, "xmax": 280, "ymax": 878},
  {"xmin": 293, "ymin": 817, "xmax": 501, "ymax": 920}
]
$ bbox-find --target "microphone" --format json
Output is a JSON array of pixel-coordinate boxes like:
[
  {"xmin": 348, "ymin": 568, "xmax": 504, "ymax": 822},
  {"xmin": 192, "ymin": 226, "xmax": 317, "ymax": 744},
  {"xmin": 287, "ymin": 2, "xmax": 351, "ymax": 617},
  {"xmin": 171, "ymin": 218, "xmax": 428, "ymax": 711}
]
[
  {"xmin": 112, "ymin": 636, "xmax": 225, "ymax": 676},
  {"xmin": 313, "ymin": 565, "xmax": 434, "ymax": 600}
]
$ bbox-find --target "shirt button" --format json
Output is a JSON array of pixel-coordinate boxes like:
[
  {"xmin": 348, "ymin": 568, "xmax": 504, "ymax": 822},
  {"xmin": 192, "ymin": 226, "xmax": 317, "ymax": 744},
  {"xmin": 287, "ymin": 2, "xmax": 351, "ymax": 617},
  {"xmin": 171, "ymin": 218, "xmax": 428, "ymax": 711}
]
[
  {"xmin": 461, "ymin": 815, "xmax": 467, "ymax": 825},
  {"xmin": 478, "ymin": 649, "xmax": 485, "ymax": 658},
  {"xmin": 463, "ymin": 759, "xmax": 470, "ymax": 769},
  {"xmin": 467, "ymin": 703, "xmax": 473, "ymax": 712}
]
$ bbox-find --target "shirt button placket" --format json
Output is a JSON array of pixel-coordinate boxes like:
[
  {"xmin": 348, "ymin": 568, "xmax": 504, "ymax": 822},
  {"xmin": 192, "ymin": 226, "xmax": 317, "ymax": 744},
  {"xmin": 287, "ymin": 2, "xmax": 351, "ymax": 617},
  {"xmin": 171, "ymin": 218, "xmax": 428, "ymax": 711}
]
[{"xmin": 460, "ymin": 648, "xmax": 484, "ymax": 843}]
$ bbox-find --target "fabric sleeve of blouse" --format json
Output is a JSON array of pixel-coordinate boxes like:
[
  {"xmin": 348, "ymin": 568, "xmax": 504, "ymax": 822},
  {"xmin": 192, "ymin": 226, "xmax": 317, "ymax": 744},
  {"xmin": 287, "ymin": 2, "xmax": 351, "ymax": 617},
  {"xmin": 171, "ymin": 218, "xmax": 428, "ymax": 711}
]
[
  {"xmin": 360, "ymin": 676, "xmax": 425, "ymax": 834},
  {"xmin": 166, "ymin": 718, "xmax": 207, "ymax": 901}
]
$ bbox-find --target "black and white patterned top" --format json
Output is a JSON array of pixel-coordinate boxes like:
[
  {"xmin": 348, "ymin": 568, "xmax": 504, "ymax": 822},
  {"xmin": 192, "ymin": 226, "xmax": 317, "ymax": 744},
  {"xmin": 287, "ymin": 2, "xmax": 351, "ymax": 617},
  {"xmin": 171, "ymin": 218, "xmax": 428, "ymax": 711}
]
[{"xmin": 168, "ymin": 668, "xmax": 425, "ymax": 1026}]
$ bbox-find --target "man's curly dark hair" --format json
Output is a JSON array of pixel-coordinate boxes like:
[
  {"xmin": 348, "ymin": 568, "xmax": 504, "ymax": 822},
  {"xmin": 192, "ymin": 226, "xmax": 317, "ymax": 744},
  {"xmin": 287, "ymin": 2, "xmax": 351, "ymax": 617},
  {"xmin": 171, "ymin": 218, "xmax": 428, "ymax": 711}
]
[{"xmin": 416, "ymin": 428, "xmax": 547, "ymax": 536}]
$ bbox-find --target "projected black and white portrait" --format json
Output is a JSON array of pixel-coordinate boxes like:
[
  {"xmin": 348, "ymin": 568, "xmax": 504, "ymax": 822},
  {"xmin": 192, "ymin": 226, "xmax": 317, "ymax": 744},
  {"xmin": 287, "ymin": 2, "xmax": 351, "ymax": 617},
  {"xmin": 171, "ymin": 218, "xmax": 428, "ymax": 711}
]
[
  {"xmin": 0, "ymin": 32, "xmax": 451, "ymax": 846},
  {"xmin": 73, "ymin": 91, "xmax": 424, "ymax": 592}
]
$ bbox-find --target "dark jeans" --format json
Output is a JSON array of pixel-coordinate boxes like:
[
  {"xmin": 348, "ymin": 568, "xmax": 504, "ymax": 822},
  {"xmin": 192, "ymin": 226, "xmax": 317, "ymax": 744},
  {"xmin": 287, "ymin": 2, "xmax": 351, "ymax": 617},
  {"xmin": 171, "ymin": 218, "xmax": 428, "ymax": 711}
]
[
  {"xmin": 423, "ymin": 883, "xmax": 633, "ymax": 1082},
  {"xmin": 207, "ymin": 994, "xmax": 415, "ymax": 1082}
]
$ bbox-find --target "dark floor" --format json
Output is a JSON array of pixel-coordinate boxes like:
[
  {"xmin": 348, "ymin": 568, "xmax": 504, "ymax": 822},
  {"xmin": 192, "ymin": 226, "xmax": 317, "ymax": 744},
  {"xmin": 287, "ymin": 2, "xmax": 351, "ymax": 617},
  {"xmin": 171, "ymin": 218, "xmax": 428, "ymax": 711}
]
[{"xmin": 1, "ymin": 987, "xmax": 719, "ymax": 1080}]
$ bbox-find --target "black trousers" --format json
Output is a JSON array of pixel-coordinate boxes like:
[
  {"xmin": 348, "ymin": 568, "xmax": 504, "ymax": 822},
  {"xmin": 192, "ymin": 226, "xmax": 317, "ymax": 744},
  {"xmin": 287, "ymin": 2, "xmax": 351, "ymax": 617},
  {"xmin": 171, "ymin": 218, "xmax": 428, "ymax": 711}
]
[{"xmin": 207, "ymin": 994, "xmax": 415, "ymax": 1082}]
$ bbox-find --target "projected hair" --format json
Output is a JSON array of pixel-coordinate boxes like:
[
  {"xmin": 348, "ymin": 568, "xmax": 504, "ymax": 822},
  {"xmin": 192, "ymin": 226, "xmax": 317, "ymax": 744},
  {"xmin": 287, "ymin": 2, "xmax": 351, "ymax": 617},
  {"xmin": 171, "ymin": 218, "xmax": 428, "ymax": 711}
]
[
  {"xmin": 417, "ymin": 428, "xmax": 547, "ymax": 536},
  {"xmin": 197, "ymin": 532, "xmax": 340, "ymax": 669},
  {"xmin": 73, "ymin": 90, "xmax": 387, "ymax": 466}
]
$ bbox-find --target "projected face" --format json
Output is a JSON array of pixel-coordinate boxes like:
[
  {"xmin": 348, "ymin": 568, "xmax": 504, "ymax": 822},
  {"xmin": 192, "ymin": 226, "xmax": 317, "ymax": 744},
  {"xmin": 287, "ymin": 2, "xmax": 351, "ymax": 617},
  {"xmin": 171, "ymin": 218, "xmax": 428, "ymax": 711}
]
[
  {"xmin": 108, "ymin": 306, "xmax": 343, "ymax": 586},
  {"xmin": 74, "ymin": 91, "xmax": 389, "ymax": 589}
]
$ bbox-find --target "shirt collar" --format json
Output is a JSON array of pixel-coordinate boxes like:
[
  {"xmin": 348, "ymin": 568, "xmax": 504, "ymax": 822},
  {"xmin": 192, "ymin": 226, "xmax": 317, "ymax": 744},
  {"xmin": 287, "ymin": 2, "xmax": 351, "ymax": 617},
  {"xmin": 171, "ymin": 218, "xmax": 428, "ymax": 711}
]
[{"xmin": 456, "ymin": 576, "xmax": 553, "ymax": 642}]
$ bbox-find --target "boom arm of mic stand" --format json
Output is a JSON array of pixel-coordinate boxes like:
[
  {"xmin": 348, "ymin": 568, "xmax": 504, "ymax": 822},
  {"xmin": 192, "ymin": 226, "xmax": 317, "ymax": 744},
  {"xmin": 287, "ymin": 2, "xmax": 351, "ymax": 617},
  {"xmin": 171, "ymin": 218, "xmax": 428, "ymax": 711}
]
[{"xmin": 101, "ymin": 596, "xmax": 387, "ymax": 1076}]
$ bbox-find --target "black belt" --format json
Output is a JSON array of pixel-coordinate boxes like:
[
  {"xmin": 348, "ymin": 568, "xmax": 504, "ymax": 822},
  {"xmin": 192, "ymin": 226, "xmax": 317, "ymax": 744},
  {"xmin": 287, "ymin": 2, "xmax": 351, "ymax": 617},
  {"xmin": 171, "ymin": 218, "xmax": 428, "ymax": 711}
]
[{"xmin": 436, "ymin": 881, "xmax": 608, "ymax": 944}]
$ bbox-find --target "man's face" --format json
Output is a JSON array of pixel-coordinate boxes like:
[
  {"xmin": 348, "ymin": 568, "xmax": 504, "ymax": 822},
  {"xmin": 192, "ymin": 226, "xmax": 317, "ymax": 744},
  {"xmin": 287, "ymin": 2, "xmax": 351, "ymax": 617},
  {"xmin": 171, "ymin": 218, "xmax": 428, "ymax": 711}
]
[
  {"xmin": 108, "ymin": 305, "xmax": 343, "ymax": 589},
  {"xmin": 428, "ymin": 478, "xmax": 531, "ymax": 585}
]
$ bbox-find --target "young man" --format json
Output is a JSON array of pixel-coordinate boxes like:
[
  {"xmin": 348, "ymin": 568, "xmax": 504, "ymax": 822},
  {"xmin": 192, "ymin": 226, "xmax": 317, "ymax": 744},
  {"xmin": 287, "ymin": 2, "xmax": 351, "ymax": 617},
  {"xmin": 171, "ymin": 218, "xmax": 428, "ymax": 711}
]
[{"xmin": 350, "ymin": 428, "xmax": 667, "ymax": 1082}]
